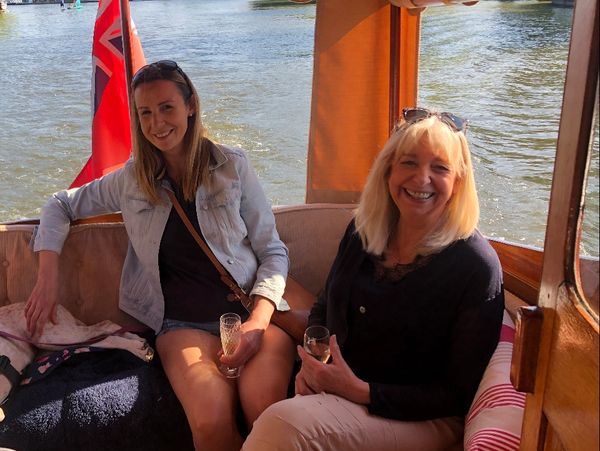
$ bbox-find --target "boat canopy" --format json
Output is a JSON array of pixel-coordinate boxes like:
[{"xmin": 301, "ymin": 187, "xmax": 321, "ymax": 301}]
[{"xmin": 305, "ymin": 0, "xmax": 477, "ymax": 203}]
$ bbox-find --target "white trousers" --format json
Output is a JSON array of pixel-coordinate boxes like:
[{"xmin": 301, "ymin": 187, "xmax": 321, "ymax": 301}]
[{"xmin": 243, "ymin": 393, "xmax": 464, "ymax": 451}]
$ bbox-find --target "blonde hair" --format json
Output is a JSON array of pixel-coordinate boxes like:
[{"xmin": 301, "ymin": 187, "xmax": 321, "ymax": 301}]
[
  {"xmin": 130, "ymin": 62, "xmax": 210, "ymax": 204},
  {"xmin": 355, "ymin": 115, "xmax": 479, "ymax": 256}
]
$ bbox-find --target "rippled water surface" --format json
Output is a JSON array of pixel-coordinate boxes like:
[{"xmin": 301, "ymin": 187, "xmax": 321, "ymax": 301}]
[{"xmin": 0, "ymin": 0, "xmax": 598, "ymax": 254}]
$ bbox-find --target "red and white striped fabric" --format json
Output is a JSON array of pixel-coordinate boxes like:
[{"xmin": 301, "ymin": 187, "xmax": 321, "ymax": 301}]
[{"xmin": 464, "ymin": 311, "xmax": 526, "ymax": 450}]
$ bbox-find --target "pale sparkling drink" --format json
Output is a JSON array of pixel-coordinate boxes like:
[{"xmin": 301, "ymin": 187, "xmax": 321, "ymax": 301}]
[
  {"xmin": 303, "ymin": 325, "xmax": 331, "ymax": 363},
  {"xmin": 219, "ymin": 313, "xmax": 242, "ymax": 378},
  {"xmin": 222, "ymin": 333, "xmax": 240, "ymax": 356}
]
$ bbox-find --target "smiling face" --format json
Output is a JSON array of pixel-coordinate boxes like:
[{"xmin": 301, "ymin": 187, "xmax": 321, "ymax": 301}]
[
  {"xmin": 387, "ymin": 135, "xmax": 457, "ymax": 230},
  {"xmin": 134, "ymin": 79, "xmax": 194, "ymax": 161}
]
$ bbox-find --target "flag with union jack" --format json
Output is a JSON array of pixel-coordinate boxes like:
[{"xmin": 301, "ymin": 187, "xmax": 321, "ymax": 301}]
[{"xmin": 70, "ymin": 0, "xmax": 145, "ymax": 188}]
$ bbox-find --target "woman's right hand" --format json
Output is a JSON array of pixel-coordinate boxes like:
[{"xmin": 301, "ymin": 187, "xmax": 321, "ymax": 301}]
[
  {"xmin": 24, "ymin": 251, "xmax": 60, "ymax": 339},
  {"xmin": 295, "ymin": 335, "xmax": 370, "ymax": 405}
]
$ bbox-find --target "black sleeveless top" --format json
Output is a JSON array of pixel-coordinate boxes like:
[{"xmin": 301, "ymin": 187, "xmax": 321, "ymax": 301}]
[{"xmin": 158, "ymin": 181, "xmax": 247, "ymax": 323}]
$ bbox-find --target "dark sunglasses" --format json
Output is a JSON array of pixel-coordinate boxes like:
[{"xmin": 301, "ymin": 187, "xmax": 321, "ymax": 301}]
[
  {"xmin": 132, "ymin": 60, "xmax": 188, "ymax": 87},
  {"xmin": 402, "ymin": 107, "xmax": 469, "ymax": 133}
]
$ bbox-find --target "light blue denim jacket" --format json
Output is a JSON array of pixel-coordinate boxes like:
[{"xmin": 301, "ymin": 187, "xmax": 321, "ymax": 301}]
[{"xmin": 33, "ymin": 143, "xmax": 289, "ymax": 333}]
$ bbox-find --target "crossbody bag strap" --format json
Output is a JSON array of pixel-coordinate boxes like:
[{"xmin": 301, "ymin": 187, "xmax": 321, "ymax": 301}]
[{"xmin": 166, "ymin": 190, "xmax": 254, "ymax": 312}]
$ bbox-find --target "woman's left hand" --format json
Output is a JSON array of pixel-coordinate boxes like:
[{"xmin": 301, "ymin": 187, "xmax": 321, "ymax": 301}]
[
  {"xmin": 220, "ymin": 317, "xmax": 266, "ymax": 367},
  {"xmin": 219, "ymin": 296, "xmax": 274, "ymax": 368},
  {"xmin": 295, "ymin": 335, "xmax": 370, "ymax": 405}
]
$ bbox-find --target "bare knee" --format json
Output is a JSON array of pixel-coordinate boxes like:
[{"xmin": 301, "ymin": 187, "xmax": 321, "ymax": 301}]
[
  {"xmin": 155, "ymin": 330, "xmax": 242, "ymax": 450},
  {"xmin": 240, "ymin": 326, "xmax": 296, "ymax": 425},
  {"xmin": 190, "ymin": 412, "xmax": 235, "ymax": 439},
  {"xmin": 243, "ymin": 389, "xmax": 282, "ymax": 429},
  {"xmin": 188, "ymin": 404, "xmax": 242, "ymax": 451}
]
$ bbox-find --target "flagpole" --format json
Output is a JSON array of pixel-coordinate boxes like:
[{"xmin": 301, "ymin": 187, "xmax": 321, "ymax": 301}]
[{"xmin": 120, "ymin": 0, "xmax": 134, "ymax": 100}]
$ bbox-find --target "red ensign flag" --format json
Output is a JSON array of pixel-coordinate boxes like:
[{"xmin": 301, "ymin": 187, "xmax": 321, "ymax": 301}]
[{"xmin": 70, "ymin": 0, "xmax": 145, "ymax": 188}]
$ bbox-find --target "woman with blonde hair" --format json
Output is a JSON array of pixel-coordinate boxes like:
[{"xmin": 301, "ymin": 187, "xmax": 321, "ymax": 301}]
[
  {"xmin": 25, "ymin": 60, "xmax": 295, "ymax": 451},
  {"xmin": 244, "ymin": 108, "xmax": 504, "ymax": 451}
]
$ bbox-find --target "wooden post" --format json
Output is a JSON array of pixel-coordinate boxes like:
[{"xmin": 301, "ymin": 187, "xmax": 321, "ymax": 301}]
[{"xmin": 119, "ymin": 0, "xmax": 133, "ymax": 100}]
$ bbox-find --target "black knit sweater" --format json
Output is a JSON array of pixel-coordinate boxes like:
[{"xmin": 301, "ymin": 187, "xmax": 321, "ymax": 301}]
[{"xmin": 309, "ymin": 220, "xmax": 504, "ymax": 421}]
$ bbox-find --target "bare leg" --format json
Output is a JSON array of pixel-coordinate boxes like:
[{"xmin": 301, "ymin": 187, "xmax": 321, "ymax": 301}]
[
  {"xmin": 239, "ymin": 324, "xmax": 295, "ymax": 430},
  {"xmin": 156, "ymin": 329, "xmax": 243, "ymax": 451}
]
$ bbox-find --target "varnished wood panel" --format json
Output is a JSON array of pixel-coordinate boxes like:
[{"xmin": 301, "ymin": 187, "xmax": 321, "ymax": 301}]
[
  {"xmin": 521, "ymin": 0, "xmax": 600, "ymax": 446},
  {"xmin": 543, "ymin": 423, "xmax": 567, "ymax": 451},
  {"xmin": 541, "ymin": 285, "xmax": 599, "ymax": 451},
  {"xmin": 511, "ymin": 306, "xmax": 544, "ymax": 393},
  {"xmin": 489, "ymin": 239, "xmax": 543, "ymax": 305},
  {"xmin": 489, "ymin": 239, "xmax": 598, "ymax": 313}
]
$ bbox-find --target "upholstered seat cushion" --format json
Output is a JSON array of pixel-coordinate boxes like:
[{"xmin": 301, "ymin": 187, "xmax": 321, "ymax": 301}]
[
  {"xmin": 0, "ymin": 347, "xmax": 193, "ymax": 451},
  {"xmin": 464, "ymin": 311, "xmax": 526, "ymax": 450}
]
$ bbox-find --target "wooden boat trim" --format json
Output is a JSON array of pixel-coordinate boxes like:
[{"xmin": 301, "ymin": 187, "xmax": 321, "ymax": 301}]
[
  {"xmin": 488, "ymin": 239, "xmax": 543, "ymax": 305},
  {"xmin": 518, "ymin": 0, "xmax": 599, "ymax": 447}
]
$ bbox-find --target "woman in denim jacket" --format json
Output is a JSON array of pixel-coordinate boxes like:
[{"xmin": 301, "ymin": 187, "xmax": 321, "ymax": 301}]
[{"xmin": 25, "ymin": 60, "xmax": 294, "ymax": 451}]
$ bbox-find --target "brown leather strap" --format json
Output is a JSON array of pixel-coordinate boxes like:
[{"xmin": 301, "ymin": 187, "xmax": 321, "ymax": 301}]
[{"xmin": 166, "ymin": 190, "xmax": 253, "ymax": 312}]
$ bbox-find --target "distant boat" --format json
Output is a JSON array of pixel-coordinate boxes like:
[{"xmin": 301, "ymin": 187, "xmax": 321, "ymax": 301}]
[{"xmin": 250, "ymin": 0, "xmax": 315, "ymax": 9}]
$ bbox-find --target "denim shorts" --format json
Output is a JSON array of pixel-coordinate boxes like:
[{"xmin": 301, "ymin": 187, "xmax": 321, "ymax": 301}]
[{"xmin": 158, "ymin": 318, "xmax": 221, "ymax": 337}]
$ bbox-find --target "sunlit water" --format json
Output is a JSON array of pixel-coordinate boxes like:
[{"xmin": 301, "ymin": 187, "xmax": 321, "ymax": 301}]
[{"xmin": 0, "ymin": 0, "xmax": 598, "ymax": 255}]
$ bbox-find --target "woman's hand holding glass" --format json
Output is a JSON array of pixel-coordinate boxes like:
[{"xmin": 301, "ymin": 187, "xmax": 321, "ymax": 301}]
[
  {"xmin": 218, "ymin": 296, "xmax": 273, "ymax": 371},
  {"xmin": 303, "ymin": 325, "xmax": 331, "ymax": 363},
  {"xmin": 219, "ymin": 313, "xmax": 243, "ymax": 378},
  {"xmin": 296, "ymin": 334, "xmax": 370, "ymax": 405}
]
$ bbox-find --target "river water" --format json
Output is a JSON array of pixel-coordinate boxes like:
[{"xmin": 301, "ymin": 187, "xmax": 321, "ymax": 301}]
[{"xmin": 0, "ymin": 0, "xmax": 598, "ymax": 255}]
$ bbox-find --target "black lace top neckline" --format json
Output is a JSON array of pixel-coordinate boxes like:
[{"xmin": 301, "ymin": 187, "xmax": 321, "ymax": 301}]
[{"xmin": 370, "ymin": 254, "xmax": 431, "ymax": 282}]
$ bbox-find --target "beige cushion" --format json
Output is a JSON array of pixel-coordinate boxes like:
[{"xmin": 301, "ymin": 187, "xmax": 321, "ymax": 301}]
[
  {"xmin": 0, "ymin": 204, "xmax": 355, "ymax": 326},
  {"xmin": 274, "ymin": 204, "xmax": 354, "ymax": 295}
]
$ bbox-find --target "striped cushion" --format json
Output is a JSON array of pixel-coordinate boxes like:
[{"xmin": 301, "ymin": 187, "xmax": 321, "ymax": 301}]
[{"xmin": 464, "ymin": 311, "xmax": 526, "ymax": 450}]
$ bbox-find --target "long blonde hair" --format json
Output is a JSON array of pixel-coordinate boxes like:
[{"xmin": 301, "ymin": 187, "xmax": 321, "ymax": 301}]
[
  {"xmin": 130, "ymin": 61, "xmax": 210, "ymax": 204},
  {"xmin": 355, "ymin": 115, "xmax": 479, "ymax": 256}
]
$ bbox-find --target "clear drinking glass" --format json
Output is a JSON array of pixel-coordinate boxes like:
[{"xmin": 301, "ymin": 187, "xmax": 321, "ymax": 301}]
[
  {"xmin": 303, "ymin": 325, "xmax": 331, "ymax": 363},
  {"xmin": 219, "ymin": 312, "xmax": 242, "ymax": 378}
]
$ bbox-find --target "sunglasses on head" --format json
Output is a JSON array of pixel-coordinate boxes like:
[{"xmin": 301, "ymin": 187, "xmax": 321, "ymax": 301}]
[
  {"xmin": 402, "ymin": 107, "xmax": 469, "ymax": 134},
  {"xmin": 132, "ymin": 60, "xmax": 188, "ymax": 87}
]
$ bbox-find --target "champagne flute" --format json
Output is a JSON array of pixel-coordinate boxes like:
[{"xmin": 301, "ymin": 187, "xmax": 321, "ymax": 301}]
[
  {"xmin": 303, "ymin": 325, "xmax": 331, "ymax": 363},
  {"xmin": 219, "ymin": 312, "xmax": 242, "ymax": 378}
]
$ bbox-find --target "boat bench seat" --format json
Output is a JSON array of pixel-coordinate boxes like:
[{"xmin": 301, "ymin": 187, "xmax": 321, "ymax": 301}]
[{"xmin": 0, "ymin": 203, "xmax": 525, "ymax": 450}]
